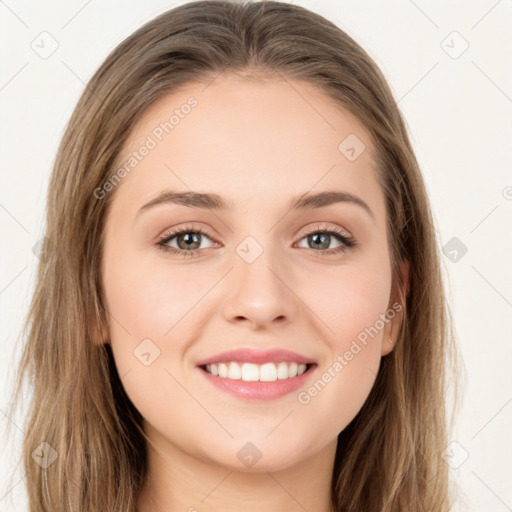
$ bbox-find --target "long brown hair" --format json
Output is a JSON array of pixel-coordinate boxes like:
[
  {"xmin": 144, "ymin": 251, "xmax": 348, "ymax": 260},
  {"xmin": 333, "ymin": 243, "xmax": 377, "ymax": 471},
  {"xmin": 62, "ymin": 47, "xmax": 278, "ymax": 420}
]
[{"xmin": 8, "ymin": 1, "xmax": 461, "ymax": 510}]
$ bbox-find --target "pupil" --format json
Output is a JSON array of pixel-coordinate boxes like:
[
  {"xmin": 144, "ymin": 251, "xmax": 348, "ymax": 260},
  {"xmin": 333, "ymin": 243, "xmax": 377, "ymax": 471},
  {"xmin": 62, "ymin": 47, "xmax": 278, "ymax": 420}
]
[
  {"xmin": 310, "ymin": 233, "xmax": 329, "ymax": 249},
  {"xmin": 179, "ymin": 232, "xmax": 200, "ymax": 250}
]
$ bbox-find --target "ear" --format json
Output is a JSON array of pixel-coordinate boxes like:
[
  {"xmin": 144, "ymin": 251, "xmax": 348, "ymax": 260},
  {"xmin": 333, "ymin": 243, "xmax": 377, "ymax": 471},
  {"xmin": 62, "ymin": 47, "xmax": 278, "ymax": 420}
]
[{"xmin": 381, "ymin": 258, "xmax": 410, "ymax": 356}]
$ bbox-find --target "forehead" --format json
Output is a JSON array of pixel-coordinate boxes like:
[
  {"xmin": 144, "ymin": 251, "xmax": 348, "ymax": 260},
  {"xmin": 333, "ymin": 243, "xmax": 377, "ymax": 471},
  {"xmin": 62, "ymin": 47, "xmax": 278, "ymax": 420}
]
[{"xmin": 110, "ymin": 73, "xmax": 384, "ymax": 220}]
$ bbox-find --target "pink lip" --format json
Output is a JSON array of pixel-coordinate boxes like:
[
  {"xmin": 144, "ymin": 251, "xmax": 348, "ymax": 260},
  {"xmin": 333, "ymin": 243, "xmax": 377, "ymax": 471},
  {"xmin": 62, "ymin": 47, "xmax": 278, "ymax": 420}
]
[
  {"xmin": 198, "ymin": 363, "xmax": 318, "ymax": 400},
  {"xmin": 195, "ymin": 348, "xmax": 316, "ymax": 367},
  {"xmin": 196, "ymin": 348, "xmax": 318, "ymax": 400}
]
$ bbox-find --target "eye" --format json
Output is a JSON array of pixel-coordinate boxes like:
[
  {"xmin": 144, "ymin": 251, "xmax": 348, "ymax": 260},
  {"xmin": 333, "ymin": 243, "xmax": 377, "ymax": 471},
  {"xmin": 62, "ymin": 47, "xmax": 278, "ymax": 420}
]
[
  {"xmin": 294, "ymin": 224, "xmax": 356, "ymax": 256},
  {"xmin": 156, "ymin": 223, "xmax": 356, "ymax": 258},
  {"xmin": 156, "ymin": 224, "xmax": 218, "ymax": 258}
]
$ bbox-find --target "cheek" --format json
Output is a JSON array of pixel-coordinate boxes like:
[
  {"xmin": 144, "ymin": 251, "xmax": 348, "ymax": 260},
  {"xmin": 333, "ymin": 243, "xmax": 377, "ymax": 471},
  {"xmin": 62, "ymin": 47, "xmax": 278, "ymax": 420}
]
[
  {"xmin": 302, "ymin": 262, "xmax": 392, "ymax": 348},
  {"xmin": 294, "ymin": 265, "xmax": 391, "ymax": 432},
  {"xmin": 101, "ymin": 252, "xmax": 206, "ymax": 426},
  {"xmin": 100, "ymin": 247, "xmax": 202, "ymax": 394},
  {"xmin": 102, "ymin": 249, "xmax": 210, "ymax": 342}
]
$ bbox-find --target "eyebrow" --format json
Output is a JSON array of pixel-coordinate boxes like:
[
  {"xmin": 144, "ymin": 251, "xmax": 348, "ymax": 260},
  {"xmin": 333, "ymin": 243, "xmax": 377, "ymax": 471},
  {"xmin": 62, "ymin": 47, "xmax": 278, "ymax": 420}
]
[{"xmin": 137, "ymin": 189, "xmax": 374, "ymax": 220}]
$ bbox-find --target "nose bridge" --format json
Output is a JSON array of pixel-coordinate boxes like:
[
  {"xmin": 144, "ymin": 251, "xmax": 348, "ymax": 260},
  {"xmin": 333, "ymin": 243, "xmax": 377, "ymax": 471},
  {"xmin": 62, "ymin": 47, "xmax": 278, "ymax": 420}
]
[{"xmin": 222, "ymin": 232, "xmax": 296, "ymax": 326}]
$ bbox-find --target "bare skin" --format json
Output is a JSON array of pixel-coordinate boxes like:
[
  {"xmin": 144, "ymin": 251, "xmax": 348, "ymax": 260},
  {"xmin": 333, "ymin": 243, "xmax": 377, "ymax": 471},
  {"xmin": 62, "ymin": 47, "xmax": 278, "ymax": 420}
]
[{"xmin": 99, "ymin": 72, "xmax": 409, "ymax": 512}]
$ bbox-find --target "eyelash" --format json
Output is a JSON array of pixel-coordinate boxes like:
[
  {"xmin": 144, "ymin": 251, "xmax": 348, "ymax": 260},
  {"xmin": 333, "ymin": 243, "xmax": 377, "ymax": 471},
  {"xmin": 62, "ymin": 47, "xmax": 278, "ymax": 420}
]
[{"xmin": 155, "ymin": 223, "xmax": 357, "ymax": 258}]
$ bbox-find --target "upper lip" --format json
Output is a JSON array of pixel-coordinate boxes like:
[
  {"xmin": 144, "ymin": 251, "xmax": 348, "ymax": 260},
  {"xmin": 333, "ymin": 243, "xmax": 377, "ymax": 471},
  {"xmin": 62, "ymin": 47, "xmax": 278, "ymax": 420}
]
[{"xmin": 196, "ymin": 348, "xmax": 317, "ymax": 367}]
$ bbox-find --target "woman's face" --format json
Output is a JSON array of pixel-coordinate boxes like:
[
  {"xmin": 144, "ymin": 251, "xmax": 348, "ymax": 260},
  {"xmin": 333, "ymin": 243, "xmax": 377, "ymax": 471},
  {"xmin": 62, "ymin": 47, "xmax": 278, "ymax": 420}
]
[{"xmin": 100, "ymin": 73, "xmax": 407, "ymax": 472}]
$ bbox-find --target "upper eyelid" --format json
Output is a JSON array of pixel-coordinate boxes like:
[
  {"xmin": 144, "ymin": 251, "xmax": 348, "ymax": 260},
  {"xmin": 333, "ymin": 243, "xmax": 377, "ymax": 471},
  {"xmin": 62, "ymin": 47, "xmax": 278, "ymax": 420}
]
[{"xmin": 158, "ymin": 222, "xmax": 353, "ymax": 245}]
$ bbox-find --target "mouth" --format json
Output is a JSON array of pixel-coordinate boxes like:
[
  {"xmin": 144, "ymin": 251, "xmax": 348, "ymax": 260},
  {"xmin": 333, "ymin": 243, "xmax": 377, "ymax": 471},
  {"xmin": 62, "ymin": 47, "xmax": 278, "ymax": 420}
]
[
  {"xmin": 199, "ymin": 361, "xmax": 317, "ymax": 382},
  {"xmin": 195, "ymin": 347, "xmax": 318, "ymax": 399},
  {"xmin": 197, "ymin": 361, "xmax": 318, "ymax": 400}
]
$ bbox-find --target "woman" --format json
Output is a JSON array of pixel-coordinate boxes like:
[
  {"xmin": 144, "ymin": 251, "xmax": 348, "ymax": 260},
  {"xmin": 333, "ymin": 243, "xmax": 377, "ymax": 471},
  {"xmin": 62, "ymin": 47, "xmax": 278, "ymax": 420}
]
[{"xmin": 10, "ymin": 1, "xmax": 460, "ymax": 510}]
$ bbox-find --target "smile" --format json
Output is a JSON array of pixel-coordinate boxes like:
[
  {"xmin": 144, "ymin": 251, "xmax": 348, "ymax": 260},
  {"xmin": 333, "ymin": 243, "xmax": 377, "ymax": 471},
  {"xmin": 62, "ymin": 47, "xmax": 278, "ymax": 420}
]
[
  {"xmin": 203, "ymin": 361, "xmax": 310, "ymax": 381},
  {"xmin": 199, "ymin": 362, "xmax": 317, "ymax": 400}
]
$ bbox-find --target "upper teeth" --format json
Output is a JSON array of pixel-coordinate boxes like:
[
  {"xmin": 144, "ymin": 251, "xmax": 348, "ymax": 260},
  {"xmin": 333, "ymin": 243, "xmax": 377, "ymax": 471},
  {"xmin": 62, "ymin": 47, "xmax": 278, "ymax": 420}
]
[{"xmin": 205, "ymin": 362, "xmax": 308, "ymax": 381}]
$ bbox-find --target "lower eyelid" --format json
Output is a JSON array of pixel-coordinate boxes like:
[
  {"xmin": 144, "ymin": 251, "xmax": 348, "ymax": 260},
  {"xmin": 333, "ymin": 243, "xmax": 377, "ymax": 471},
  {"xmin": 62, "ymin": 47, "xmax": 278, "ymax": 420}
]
[{"xmin": 157, "ymin": 229, "xmax": 354, "ymax": 256}]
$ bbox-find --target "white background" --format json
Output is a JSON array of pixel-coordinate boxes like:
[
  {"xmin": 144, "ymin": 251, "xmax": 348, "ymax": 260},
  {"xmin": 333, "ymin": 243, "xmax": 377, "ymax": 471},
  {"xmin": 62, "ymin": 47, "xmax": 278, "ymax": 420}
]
[{"xmin": 1, "ymin": 1, "xmax": 511, "ymax": 510}]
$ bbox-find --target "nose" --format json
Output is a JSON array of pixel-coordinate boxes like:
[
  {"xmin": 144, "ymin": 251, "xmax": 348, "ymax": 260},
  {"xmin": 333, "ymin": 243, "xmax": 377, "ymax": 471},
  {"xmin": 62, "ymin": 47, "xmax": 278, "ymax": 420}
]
[{"xmin": 221, "ymin": 242, "xmax": 298, "ymax": 329}]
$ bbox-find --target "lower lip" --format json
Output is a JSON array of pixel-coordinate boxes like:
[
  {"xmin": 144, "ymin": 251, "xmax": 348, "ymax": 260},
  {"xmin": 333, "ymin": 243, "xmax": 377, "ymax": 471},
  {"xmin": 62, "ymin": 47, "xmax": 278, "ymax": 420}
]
[{"xmin": 198, "ymin": 364, "xmax": 317, "ymax": 400}]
